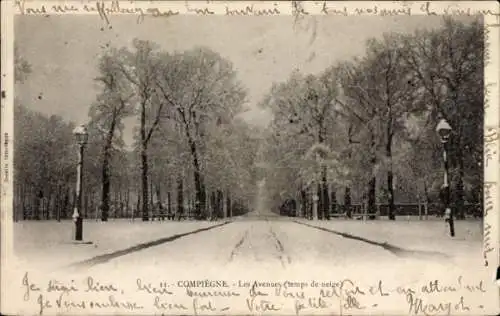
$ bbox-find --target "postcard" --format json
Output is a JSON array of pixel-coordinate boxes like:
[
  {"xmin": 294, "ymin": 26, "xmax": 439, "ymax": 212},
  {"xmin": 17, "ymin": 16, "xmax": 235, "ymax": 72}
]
[{"xmin": 1, "ymin": 1, "xmax": 499, "ymax": 315}]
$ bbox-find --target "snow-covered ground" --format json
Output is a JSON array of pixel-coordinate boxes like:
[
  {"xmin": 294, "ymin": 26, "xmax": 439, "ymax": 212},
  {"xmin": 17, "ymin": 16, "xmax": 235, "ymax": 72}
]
[
  {"xmin": 293, "ymin": 218, "xmax": 484, "ymax": 264},
  {"xmin": 12, "ymin": 219, "xmax": 218, "ymax": 270},
  {"xmin": 11, "ymin": 217, "xmax": 484, "ymax": 274},
  {"xmin": 6, "ymin": 217, "xmax": 496, "ymax": 316}
]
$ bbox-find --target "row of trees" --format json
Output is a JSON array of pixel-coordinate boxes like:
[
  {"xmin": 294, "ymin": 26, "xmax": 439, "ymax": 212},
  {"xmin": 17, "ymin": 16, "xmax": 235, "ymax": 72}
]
[
  {"xmin": 13, "ymin": 17, "xmax": 483, "ymax": 222},
  {"xmin": 14, "ymin": 40, "xmax": 260, "ymax": 221},
  {"xmin": 260, "ymin": 17, "xmax": 483, "ymax": 220}
]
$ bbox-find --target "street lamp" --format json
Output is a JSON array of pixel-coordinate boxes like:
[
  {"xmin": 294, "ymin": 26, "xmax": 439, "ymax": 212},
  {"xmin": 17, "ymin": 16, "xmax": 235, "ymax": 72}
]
[
  {"xmin": 436, "ymin": 118, "xmax": 454, "ymax": 237},
  {"xmin": 73, "ymin": 124, "xmax": 88, "ymax": 241}
]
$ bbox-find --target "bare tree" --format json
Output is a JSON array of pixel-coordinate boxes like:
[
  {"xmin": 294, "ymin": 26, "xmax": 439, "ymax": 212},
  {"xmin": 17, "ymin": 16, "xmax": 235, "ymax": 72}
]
[
  {"xmin": 155, "ymin": 47, "xmax": 246, "ymax": 219},
  {"xmin": 260, "ymin": 70, "xmax": 348, "ymax": 220},
  {"xmin": 90, "ymin": 48, "xmax": 132, "ymax": 221},
  {"xmin": 117, "ymin": 39, "xmax": 162, "ymax": 221},
  {"xmin": 337, "ymin": 34, "xmax": 420, "ymax": 220},
  {"xmin": 336, "ymin": 61, "xmax": 381, "ymax": 218}
]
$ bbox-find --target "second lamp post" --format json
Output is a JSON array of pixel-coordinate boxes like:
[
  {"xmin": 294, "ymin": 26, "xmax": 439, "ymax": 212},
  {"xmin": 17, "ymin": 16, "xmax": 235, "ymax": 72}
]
[
  {"xmin": 436, "ymin": 118, "xmax": 454, "ymax": 237},
  {"xmin": 72, "ymin": 124, "xmax": 88, "ymax": 241}
]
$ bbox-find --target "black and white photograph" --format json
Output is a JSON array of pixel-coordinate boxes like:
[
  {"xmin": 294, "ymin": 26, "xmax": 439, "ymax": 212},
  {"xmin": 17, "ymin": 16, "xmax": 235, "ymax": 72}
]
[{"xmin": 2, "ymin": 1, "xmax": 499, "ymax": 315}]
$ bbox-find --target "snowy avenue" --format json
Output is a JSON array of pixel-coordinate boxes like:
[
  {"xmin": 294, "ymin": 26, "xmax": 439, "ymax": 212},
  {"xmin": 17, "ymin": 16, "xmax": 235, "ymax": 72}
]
[{"xmin": 15, "ymin": 211, "xmax": 482, "ymax": 280}]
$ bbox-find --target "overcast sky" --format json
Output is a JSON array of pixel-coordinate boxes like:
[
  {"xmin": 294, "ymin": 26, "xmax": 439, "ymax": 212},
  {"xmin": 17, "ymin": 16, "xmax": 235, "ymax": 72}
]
[{"xmin": 15, "ymin": 14, "xmax": 449, "ymax": 147}]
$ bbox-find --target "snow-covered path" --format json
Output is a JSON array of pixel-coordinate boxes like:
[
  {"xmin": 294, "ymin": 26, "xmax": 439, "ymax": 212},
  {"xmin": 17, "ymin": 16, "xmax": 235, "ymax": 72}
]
[
  {"xmin": 13, "ymin": 217, "xmax": 483, "ymax": 277},
  {"xmin": 58, "ymin": 218, "xmax": 481, "ymax": 284}
]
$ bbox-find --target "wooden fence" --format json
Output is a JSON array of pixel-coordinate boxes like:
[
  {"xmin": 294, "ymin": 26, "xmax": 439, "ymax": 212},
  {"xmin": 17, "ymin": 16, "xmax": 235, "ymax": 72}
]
[{"xmin": 294, "ymin": 203, "xmax": 482, "ymax": 219}]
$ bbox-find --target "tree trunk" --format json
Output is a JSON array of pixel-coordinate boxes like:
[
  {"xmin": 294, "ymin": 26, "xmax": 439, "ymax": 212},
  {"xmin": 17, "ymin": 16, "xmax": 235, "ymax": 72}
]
[
  {"xmin": 188, "ymin": 197, "xmax": 193, "ymax": 218},
  {"xmin": 34, "ymin": 189, "xmax": 43, "ymax": 220},
  {"xmin": 56, "ymin": 185, "xmax": 62, "ymax": 222},
  {"xmin": 118, "ymin": 186, "xmax": 123, "ymax": 218},
  {"xmin": 368, "ymin": 178, "xmax": 376, "ymax": 215},
  {"xmin": 423, "ymin": 180, "xmax": 431, "ymax": 219},
  {"xmin": 140, "ymin": 99, "xmax": 149, "ymax": 221},
  {"xmin": 177, "ymin": 175, "xmax": 184, "ymax": 218},
  {"xmin": 22, "ymin": 184, "xmax": 27, "ymax": 220},
  {"xmin": 61, "ymin": 187, "xmax": 68, "ymax": 219},
  {"xmin": 455, "ymin": 152, "xmax": 465, "ymax": 220},
  {"xmin": 217, "ymin": 190, "xmax": 223, "ymax": 218},
  {"xmin": 226, "ymin": 192, "xmax": 232, "ymax": 218},
  {"xmin": 101, "ymin": 116, "xmax": 117, "ymax": 222},
  {"xmin": 93, "ymin": 191, "xmax": 98, "ymax": 219},
  {"xmin": 135, "ymin": 190, "xmax": 141, "ymax": 220},
  {"xmin": 321, "ymin": 170, "xmax": 329, "ymax": 220},
  {"xmin": 387, "ymin": 131, "xmax": 395, "ymax": 220},
  {"xmin": 345, "ymin": 135, "xmax": 354, "ymax": 219},
  {"xmin": 101, "ymin": 164, "xmax": 111, "ymax": 222},
  {"xmin": 449, "ymin": 82, "xmax": 466, "ymax": 220},
  {"xmin": 45, "ymin": 188, "xmax": 52, "ymax": 220},
  {"xmin": 317, "ymin": 131, "xmax": 329, "ymax": 220},
  {"xmin": 125, "ymin": 187, "xmax": 130, "ymax": 218},
  {"xmin": 308, "ymin": 190, "xmax": 313, "ymax": 219},
  {"xmin": 330, "ymin": 189, "xmax": 337, "ymax": 215},
  {"xmin": 70, "ymin": 186, "xmax": 75, "ymax": 219},
  {"xmin": 188, "ymin": 138, "xmax": 206, "ymax": 219},
  {"xmin": 223, "ymin": 190, "xmax": 228, "ymax": 218},
  {"xmin": 149, "ymin": 178, "xmax": 154, "ymax": 219},
  {"xmin": 368, "ymin": 133, "xmax": 376, "ymax": 215},
  {"xmin": 140, "ymin": 146, "xmax": 149, "ymax": 221},
  {"xmin": 316, "ymin": 183, "xmax": 322, "ymax": 220},
  {"xmin": 167, "ymin": 191, "xmax": 172, "ymax": 215},
  {"xmin": 300, "ymin": 188, "xmax": 307, "ymax": 218},
  {"xmin": 113, "ymin": 189, "xmax": 119, "ymax": 218},
  {"xmin": 156, "ymin": 181, "xmax": 162, "ymax": 205},
  {"xmin": 210, "ymin": 191, "xmax": 216, "ymax": 218},
  {"xmin": 344, "ymin": 186, "xmax": 352, "ymax": 218}
]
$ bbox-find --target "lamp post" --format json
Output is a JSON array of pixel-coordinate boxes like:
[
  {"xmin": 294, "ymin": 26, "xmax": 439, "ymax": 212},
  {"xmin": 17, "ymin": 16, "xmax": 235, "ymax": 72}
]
[
  {"xmin": 436, "ymin": 118, "xmax": 454, "ymax": 237},
  {"xmin": 311, "ymin": 131, "xmax": 320, "ymax": 221},
  {"xmin": 73, "ymin": 124, "xmax": 88, "ymax": 241}
]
